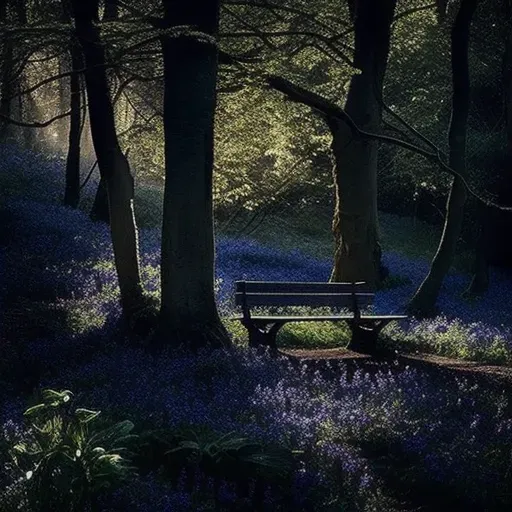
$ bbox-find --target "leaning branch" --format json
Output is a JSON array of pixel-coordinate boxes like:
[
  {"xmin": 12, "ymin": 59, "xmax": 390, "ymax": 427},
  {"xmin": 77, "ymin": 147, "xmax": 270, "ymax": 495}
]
[
  {"xmin": 267, "ymin": 74, "xmax": 512, "ymax": 212},
  {"xmin": 0, "ymin": 109, "xmax": 72, "ymax": 128}
]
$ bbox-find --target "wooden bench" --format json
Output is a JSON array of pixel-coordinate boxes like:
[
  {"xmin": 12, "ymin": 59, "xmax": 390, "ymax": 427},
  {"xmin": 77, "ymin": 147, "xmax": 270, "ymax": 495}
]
[{"xmin": 232, "ymin": 280, "xmax": 408, "ymax": 354}]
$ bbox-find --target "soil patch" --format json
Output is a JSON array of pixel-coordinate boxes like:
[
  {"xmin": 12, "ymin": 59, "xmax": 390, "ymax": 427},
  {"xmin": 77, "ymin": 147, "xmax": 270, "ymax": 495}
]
[{"xmin": 280, "ymin": 346, "xmax": 512, "ymax": 388}]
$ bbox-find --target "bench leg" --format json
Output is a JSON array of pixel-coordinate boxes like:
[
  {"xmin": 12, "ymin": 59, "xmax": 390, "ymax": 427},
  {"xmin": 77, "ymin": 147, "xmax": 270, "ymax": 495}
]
[
  {"xmin": 346, "ymin": 320, "xmax": 392, "ymax": 354},
  {"xmin": 243, "ymin": 321, "xmax": 284, "ymax": 353}
]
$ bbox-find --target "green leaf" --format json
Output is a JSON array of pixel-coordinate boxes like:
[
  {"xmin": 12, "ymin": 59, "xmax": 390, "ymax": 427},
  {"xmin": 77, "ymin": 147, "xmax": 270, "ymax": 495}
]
[
  {"xmin": 41, "ymin": 389, "xmax": 73, "ymax": 403},
  {"xmin": 24, "ymin": 404, "xmax": 47, "ymax": 417},
  {"xmin": 74, "ymin": 408, "xmax": 101, "ymax": 424},
  {"xmin": 86, "ymin": 420, "xmax": 135, "ymax": 448}
]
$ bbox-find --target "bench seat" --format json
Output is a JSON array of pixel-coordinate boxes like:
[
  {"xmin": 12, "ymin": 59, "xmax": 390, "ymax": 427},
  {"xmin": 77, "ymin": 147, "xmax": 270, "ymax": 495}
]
[{"xmin": 233, "ymin": 280, "xmax": 408, "ymax": 354}]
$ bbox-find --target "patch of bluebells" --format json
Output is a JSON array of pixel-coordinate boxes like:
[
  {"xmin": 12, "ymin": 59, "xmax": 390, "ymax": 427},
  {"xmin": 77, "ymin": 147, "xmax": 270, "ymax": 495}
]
[
  {"xmin": 3, "ymin": 144, "xmax": 512, "ymax": 357},
  {"xmin": 3, "ymin": 145, "xmax": 512, "ymax": 508},
  {"xmin": 0, "ymin": 143, "xmax": 64, "ymax": 204},
  {"xmin": 215, "ymin": 237, "xmax": 331, "ymax": 311},
  {"xmin": 377, "ymin": 252, "xmax": 512, "ymax": 346},
  {"xmin": 5, "ymin": 347, "xmax": 501, "ymax": 508},
  {"xmin": 94, "ymin": 474, "xmax": 193, "ymax": 511}
]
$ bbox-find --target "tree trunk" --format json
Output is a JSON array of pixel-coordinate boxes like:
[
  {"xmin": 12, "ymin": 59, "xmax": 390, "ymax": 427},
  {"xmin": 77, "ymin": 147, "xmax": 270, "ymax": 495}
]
[
  {"xmin": 63, "ymin": 2, "xmax": 83, "ymax": 209},
  {"xmin": 103, "ymin": 0, "xmax": 118, "ymax": 21},
  {"xmin": 407, "ymin": 0, "xmax": 478, "ymax": 316},
  {"xmin": 90, "ymin": 178, "xmax": 110, "ymax": 222},
  {"xmin": 330, "ymin": 0, "xmax": 397, "ymax": 289},
  {"xmin": 89, "ymin": 0, "xmax": 119, "ymax": 222},
  {"xmin": 157, "ymin": 0, "xmax": 230, "ymax": 350},
  {"xmin": 466, "ymin": 206, "xmax": 489, "ymax": 295},
  {"xmin": 72, "ymin": 0, "xmax": 145, "ymax": 314},
  {"xmin": 0, "ymin": 3, "xmax": 14, "ymax": 142}
]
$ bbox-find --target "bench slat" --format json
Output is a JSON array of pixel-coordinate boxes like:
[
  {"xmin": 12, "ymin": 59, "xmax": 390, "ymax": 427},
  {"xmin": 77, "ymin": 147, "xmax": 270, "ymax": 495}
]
[
  {"xmin": 235, "ymin": 280, "xmax": 372, "ymax": 294},
  {"xmin": 229, "ymin": 315, "xmax": 408, "ymax": 322},
  {"xmin": 235, "ymin": 292, "xmax": 374, "ymax": 307}
]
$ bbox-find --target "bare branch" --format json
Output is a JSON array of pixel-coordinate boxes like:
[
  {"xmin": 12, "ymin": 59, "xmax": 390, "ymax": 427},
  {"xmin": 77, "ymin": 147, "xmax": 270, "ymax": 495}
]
[
  {"xmin": 220, "ymin": 31, "xmax": 354, "ymax": 67},
  {"xmin": 224, "ymin": 1, "xmax": 342, "ymax": 34},
  {"xmin": 223, "ymin": 6, "xmax": 277, "ymax": 49},
  {"xmin": 0, "ymin": 109, "xmax": 72, "ymax": 128},
  {"xmin": 394, "ymin": 3, "xmax": 438, "ymax": 23},
  {"xmin": 116, "ymin": 0, "xmax": 165, "ymax": 28}
]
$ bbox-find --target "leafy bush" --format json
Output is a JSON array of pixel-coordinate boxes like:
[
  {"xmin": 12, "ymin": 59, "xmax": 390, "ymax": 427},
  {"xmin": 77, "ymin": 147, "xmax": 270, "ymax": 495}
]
[{"xmin": 4, "ymin": 389, "xmax": 137, "ymax": 512}]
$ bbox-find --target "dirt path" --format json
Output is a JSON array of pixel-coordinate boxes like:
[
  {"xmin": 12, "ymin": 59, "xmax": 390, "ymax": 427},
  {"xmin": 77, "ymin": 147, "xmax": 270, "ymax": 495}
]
[{"xmin": 280, "ymin": 347, "xmax": 512, "ymax": 391}]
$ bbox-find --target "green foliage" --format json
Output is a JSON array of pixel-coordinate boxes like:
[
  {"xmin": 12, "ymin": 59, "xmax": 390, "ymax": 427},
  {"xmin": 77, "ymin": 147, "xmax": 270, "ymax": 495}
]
[
  {"xmin": 382, "ymin": 319, "xmax": 511, "ymax": 365},
  {"xmin": 9, "ymin": 389, "xmax": 138, "ymax": 512},
  {"xmin": 140, "ymin": 425, "xmax": 299, "ymax": 489},
  {"xmin": 278, "ymin": 322, "xmax": 350, "ymax": 349}
]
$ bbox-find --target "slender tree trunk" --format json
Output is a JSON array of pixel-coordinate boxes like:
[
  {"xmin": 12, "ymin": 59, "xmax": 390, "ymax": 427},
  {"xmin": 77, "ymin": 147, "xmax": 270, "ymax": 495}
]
[
  {"xmin": 89, "ymin": 0, "xmax": 118, "ymax": 222},
  {"xmin": 407, "ymin": 0, "xmax": 478, "ymax": 316},
  {"xmin": 157, "ymin": 0, "xmax": 230, "ymax": 350},
  {"xmin": 330, "ymin": 0, "xmax": 397, "ymax": 289},
  {"xmin": 0, "ymin": 2, "xmax": 14, "ymax": 142},
  {"xmin": 72, "ymin": 0, "xmax": 145, "ymax": 314},
  {"xmin": 63, "ymin": 41, "xmax": 83, "ymax": 208},
  {"xmin": 61, "ymin": 0, "xmax": 82, "ymax": 207}
]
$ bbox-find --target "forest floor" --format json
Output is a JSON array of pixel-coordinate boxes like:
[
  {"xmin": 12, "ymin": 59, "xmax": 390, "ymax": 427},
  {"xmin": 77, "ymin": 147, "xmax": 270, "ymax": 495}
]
[
  {"xmin": 281, "ymin": 346, "xmax": 512, "ymax": 411},
  {"xmin": 2, "ymin": 147, "xmax": 512, "ymax": 511}
]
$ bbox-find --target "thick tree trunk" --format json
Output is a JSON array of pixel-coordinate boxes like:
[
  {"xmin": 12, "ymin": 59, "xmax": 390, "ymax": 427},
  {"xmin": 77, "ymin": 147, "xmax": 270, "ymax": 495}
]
[
  {"xmin": 158, "ymin": 0, "xmax": 230, "ymax": 350},
  {"xmin": 90, "ymin": 178, "xmax": 110, "ymax": 222},
  {"xmin": 407, "ymin": 0, "xmax": 478, "ymax": 316},
  {"xmin": 330, "ymin": 0, "xmax": 397, "ymax": 288},
  {"xmin": 466, "ymin": 209, "xmax": 489, "ymax": 295},
  {"xmin": 103, "ymin": 0, "xmax": 118, "ymax": 21},
  {"xmin": 72, "ymin": 0, "xmax": 145, "ymax": 314},
  {"xmin": 63, "ymin": 40, "xmax": 83, "ymax": 208},
  {"xmin": 481, "ymin": 14, "xmax": 512, "ymax": 269}
]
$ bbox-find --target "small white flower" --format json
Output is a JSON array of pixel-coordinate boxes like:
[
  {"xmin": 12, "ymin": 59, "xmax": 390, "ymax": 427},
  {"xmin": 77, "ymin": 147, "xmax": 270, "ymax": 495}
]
[
  {"xmin": 76, "ymin": 449, "xmax": 81, "ymax": 458},
  {"xmin": 26, "ymin": 471, "xmax": 33, "ymax": 480},
  {"xmin": 63, "ymin": 395, "xmax": 70, "ymax": 403}
]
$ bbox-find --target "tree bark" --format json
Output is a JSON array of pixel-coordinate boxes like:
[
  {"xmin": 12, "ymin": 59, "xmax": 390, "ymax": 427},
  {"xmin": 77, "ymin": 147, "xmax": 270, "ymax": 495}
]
[
  {"xmin": 330, "ymin": 0, "xmax": 397, "ymax": 288},
  {"xmin": 157, "ymin": 0, "xmax": 230, "ymax": 350},
  {"xmin": 466, "ymin": 205, "xmax": 489, "ymax": 295},
  {"xmin": 72, "ymin": 0, "xmax": 145, "ymax": 314},
  {"xmin": 407, "ymin": 0, "xmax": 478, "ymax": 316},
  {"xmin": 63, "ymin": 1, "xmax": 82, "ymax": 208},
  {"xmin": 90, "ymin": 178, "xmax": 110, "ymax": 222},
  {"xmin": 103, "ymin": 0, "xmax": 118, "ymax": 21},
  {"xmin": 0, "ymin": 2, "xmax": 14, "ymax": 142},
  {"xmin": 89, "ymin": 0, "xmax": 119, "ymax": 222}
]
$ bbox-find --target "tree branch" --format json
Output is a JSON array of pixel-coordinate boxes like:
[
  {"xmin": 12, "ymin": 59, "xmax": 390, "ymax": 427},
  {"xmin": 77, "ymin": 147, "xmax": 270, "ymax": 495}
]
[
  {"xmin": 220, "ymin": 31, "xmax": 354, "ymax": 67},
  {"xmin": 0, "ymin": 109, "xmax": 72, "ymax": 128},
  {"xmin": 223, "ymin": 1, "xmax": 342, "ymax": 35},
  {"xmin": 267, "ymin": 74, "xmax": 512, "ymax": 212},
  {"xmin": 394, "ymin": 3, "xmax": 438, "ymax": 23}
]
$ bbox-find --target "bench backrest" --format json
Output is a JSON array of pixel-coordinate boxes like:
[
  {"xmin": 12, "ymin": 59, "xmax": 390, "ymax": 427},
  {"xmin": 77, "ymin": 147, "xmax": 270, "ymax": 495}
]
[{"xmin": 235, "ymin": 281, "xmax": 374, "ymax": 309}]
